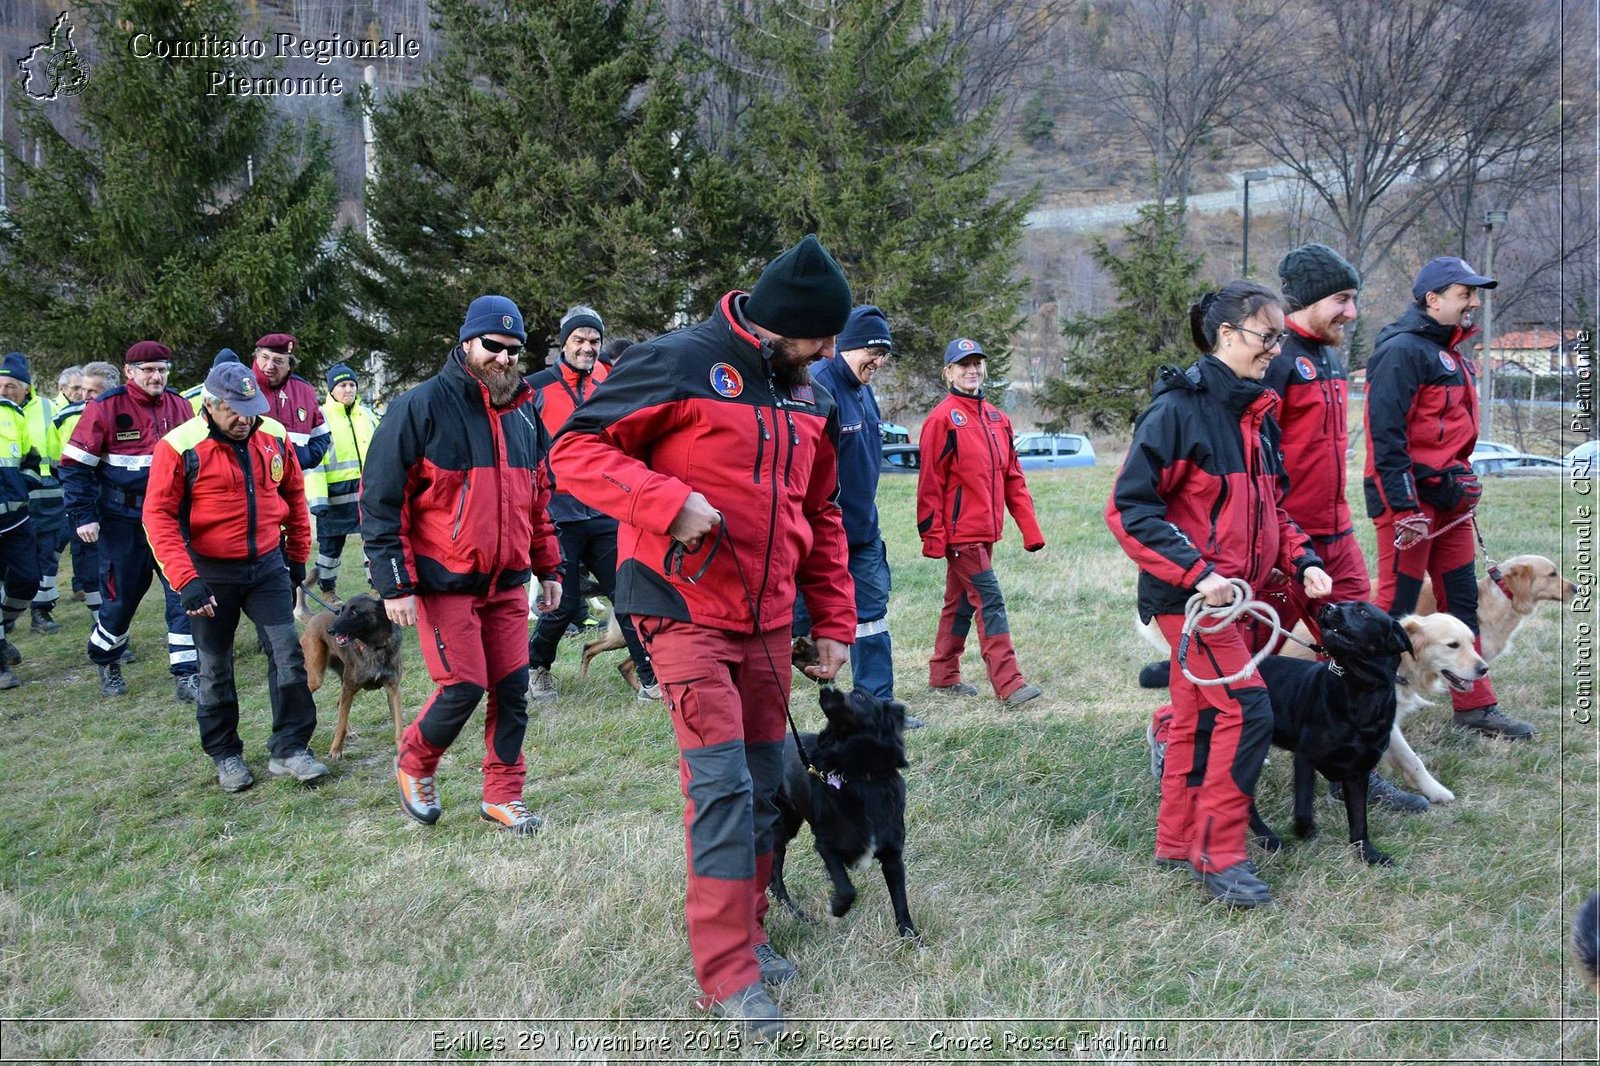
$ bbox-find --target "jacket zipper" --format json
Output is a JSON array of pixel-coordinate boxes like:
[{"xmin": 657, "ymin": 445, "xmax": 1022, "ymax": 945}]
[
  {"xmin": 1206, "ymin": 478, "xmax": 1229, "ymax": 554},
  {"xmin": 752, "ymin": 380, "xmax": 781, "ymax": 632},
  {"xmin": 238, "ymin": 439, "xmax": 259, "ymax": 562},
  {"xmin": 782, "ymin": 411, "xmax": 797, "ymax": 486},
  {"xmin": 451, "ymin": 473, "xmax": 470, "ymax": 540},
  {"xmin": 753, "ymin": 409, "xmax": 768, "ymax": 484},
  {"xmin": 952, "ymin": 485, "xmax": 964, "ymax": 522}
]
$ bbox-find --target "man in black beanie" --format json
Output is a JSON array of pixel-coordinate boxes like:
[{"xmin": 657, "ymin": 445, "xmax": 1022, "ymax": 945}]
[
  {"xmin": 1266, "ymin": 243, "xmax": 1428, "ymax": 813},
  {"xmin": 549, "ymin": 234, "xmax": 856, "ymax": 1038}
]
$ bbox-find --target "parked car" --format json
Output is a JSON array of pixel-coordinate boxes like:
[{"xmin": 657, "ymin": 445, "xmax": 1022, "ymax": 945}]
[
  {"xmin": 880, "ymin": 421, "xmax": 910, "ymax": 445},
  {"xmin": 1471, "ymin": 452, "xmax": 1567, "ymax": 477},
  {"xmin": 1013, "ymin": 432, "xmax": 1097, "ymax": 470},
  {"xmin": 1470, "ymin": 440, "xmax": 1519, "ymax": 460},
  {"xmin": 881, "ymin": 442, "xmax": 921, "ymax": 473},
  {"xmin": 1566, "ymin": 439, "xmax": 1600, "ymax": 471}
]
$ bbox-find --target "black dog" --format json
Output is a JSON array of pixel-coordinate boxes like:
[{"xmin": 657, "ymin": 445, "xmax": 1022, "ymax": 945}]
[
  {"xmin": 300, "ymin": 593, "xmax": 405, "ymax": 759},
  {"xmin": 1249, "ymin": 600, "xmax": 1413, "ymax": 866},
  {"xmin": 769, "ymin": 686, "xmax": 918, "ymax": 940}
]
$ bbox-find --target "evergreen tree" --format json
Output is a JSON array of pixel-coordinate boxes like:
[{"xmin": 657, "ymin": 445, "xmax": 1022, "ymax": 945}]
[
  {"xmin": 350, "ymin": 0, "xmax": 717, "ymax": 383},
  {"xmin": 0, "ymin": 0, "xmax": 345, "ymax": 383},
  {"xmin": 1037, "ymin": 198, "xmax": 1204, "ymax": 431},
  {"xmin": 720, "ymin": 0, "xmax": 1035, "ymax": 412}
]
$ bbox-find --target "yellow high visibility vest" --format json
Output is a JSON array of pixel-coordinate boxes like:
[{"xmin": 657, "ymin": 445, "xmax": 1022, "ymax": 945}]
[{"xmin": 304, "ymin": 398, "xmax": 377, "ymax": 509}]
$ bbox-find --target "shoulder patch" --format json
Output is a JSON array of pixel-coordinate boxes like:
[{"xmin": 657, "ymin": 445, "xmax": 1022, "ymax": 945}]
[
  {"xmin": 1295, "ymin": 356, "xmax": 1317, "ymax": 381},
  {"xmin": 1438, "ymin": 350, "xmax": 1457, "ymax": 373},
  {"xmin": 950, "ymin": 409, "xmax": 967, "ymax": 427},
  {"xmin": 710, "ymin": 363, "xmax": 743, "ymax": 398}
]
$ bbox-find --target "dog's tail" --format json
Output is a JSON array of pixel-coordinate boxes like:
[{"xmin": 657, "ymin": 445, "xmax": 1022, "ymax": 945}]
[{"xmin": 1577, "ymin": 891, "xmax": 1600, "ymax": 992}]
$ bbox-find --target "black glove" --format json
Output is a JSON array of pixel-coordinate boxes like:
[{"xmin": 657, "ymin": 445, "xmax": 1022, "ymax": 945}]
[
  {"xmin": 179, "ymin": 579, "xmax": 214, "ymax": 612},
  {"xmin": 288, "ymin": 560, "xmax": 307, "ymax": 589}
]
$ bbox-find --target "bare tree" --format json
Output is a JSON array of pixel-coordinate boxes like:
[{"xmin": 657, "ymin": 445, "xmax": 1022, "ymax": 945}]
[
  {"xmin": 1065, "ymin": 0, "xmax": 1295, "ymax": 203},
  {"xmin": 1241, "ymin": 0, "xmax": 1568, "ymax": 286},
  {"xmin": 925, "ymin": 0, "xmax": 1071, "ymax": 124}
]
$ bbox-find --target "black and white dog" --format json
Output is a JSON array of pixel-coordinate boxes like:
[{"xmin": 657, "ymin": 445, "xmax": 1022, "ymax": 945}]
[
  {"xmin": 769, "ymin": 686, "xmax": 918, "ymax": 940},
  {"xmin": 1250, "ymin": 600, "xmax": 1413, "ymax": 865}
]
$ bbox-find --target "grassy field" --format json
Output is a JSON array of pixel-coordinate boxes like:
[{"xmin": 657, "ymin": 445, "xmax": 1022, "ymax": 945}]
[{"xmin": 0, "ymin": 453, "xmax": 1595, "ymax": 1062}]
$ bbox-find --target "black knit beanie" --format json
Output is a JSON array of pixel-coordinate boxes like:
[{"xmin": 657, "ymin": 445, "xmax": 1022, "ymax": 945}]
[
  {"xmin": 558, "ymin": 305, "xmax": 605, "ymax": 346},
  {"xmin": 744, "ymin": 235, "xmax": 852, "ymax": 339},
  {"xmin": 1277, "ymin": 243, "xmax": 1360, "ymax": 311}
]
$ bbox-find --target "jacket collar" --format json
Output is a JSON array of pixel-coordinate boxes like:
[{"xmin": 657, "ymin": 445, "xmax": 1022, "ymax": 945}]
[{"xmin": 1194, "ymin": 354, "xmax": 1275, "ymax": 418}]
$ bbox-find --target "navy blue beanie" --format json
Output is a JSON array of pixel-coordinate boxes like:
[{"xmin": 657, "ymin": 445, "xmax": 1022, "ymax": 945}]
[
  {"xmin": 326, "ymin": 362, "xmax": 358, "ymax": 392},
  {"xmin": 460, "ymin": 295, "xmax": 526, "ymax": 344},
  {"xmin": 744, "ymin": 235, "xmax": 852, "ymax": 339},
  {"xmin": 0, "ymin": 352, "xmax": 31, "ymax": 387},
  {"xmin": 835, "ymin": 305, "xmax": 892, "ymax": 353},
  {"xmin": 211, "ymin": 347, "xmax": 242, "ymax": 369}
]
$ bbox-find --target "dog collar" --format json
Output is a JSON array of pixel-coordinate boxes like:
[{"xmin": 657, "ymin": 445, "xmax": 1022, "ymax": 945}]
[{"xmin": 1487, "ymin": 563, "xmax": 1515, "ymax": 601}]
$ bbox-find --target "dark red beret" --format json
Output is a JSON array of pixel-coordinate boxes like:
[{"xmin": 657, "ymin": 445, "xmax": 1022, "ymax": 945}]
[
  {"xmin": 123, "ymin": 340, "xmax": 172, "ymax": 365},
  {"xmin": 254, "ymin": 333, "xmax": 297, "ymax": 355}
]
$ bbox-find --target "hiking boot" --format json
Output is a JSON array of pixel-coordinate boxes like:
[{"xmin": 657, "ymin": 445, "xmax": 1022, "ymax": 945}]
[
  {"xmin": 214, "ymin": 754, "xmax": 254, "ymax": 793},
  {"xmin": 528, "ymin": 667, "xmax": 558, "ymax": 701},
  {"xmin": 1452, "ymin": 705, "xmax": 1536, "ymax": 740},
  {"xmin": 395, "ymin": 757, "xmax": 441, "ymax": 825},
  {"xmin": 174, "ymin": 674, "xmax": 201, "ymax": 705},
  {"xmin": 754, "ymin": 942, "xmax": 798, "ymax": 986},
  {"xmin": 931, "ymin": 681, "xmax": 978, "ymax": 697},
  {"xmin": 0, "ymin": 668, "xmax": 19, "ymax": 691},
  {"xmin": 119, "ymin": 643, "xmax": 136, "ymax": 664},
  {"xmin": 708, "ymin": 981, "xmax": 787, "ymax": 1040},
  {"xmin": 268, "ymin": 748, "xmax": 330, "ymax": 783},
  {"xmin": 636, "ymin": 682, "xmax": 662, "ymax": 702},
  {"xmin": 480, "ymin": 799, "xmax": 544, "ymax": 834},
  {"xmin": 1138, "ymin": 659, "xmax": 1170, "ymax": 689},
  {"xmin": 1198, "ymin": 861, "xmax": 1272, "ymax": 908},
  {"xmin": 1003, "ymin": 683, "xmax": 1042, "ymax": 707},
  {"xmin": 0, "ymin": 640, "xmax": 19, "ymax": 666},
  {"xmin": 98, "ymin": 662, "xmax": 128, "ymax": 696},
  {"xmin": 1329, "ymin": 771, "xmax": 1429, "ymax": 813},
  {"xmin": 29, "ymin": 608, "xmax": 60, "ymax": 635},
  {"xmin": 304, "ymin": 580, "xmax": 342, "ymax": 610},
  {"xmin": 1147, "ymin": 721, "xmax": 1166, "ymax": 779}
]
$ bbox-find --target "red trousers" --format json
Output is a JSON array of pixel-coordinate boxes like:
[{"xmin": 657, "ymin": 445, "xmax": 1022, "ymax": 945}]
[
  {"xmin": 399, "ymin": 584, "xmax": 531, "ymax": 804},
  {"xmin": 1374, "ymin": 505, "xmax": 1496, "ymax": 712},
  {"xmin": 928, "ymin": 543, "xmax": 1025, "ymax": 698},
  {"xmin": 637, "ymin": 617, "xmax": 790, "ymax": 1005},
  {"xmin": 1152, "ymin": 614, "xmax": 1273, "ymax": 873}
]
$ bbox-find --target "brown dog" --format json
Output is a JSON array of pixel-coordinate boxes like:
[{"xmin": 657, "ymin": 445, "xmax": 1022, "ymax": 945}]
[
  {"xmin": 300, "ymin": 593, "xmax": 405, "ymax": 759},
  {"xmin": 1416, "ymin": 554, "xmax": 1575, "ymax": 661},
  {"xmin": 578, "ymin": 613, "xmax": 640, "ymax": 692}
]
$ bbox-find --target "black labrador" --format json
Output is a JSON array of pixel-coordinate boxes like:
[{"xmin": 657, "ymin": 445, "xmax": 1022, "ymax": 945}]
[
  {"xmin": 1249, "ymin": 600, "xmax": 1413, "ymax": 865},
  {"xmin": 769, "ymin": 686, "xmax": 918, "ymax": 940}
]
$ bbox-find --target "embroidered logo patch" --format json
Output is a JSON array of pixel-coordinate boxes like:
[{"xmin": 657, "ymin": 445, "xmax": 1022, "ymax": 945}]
[
  {"xmin": 502, "ymin": 315, "xmax": 514, "ymax": 330},
  {"xmin": 790, "ymin": 384, "xmax": 815, "ymax": 404},
  {"xmin": 239, "ymin": 377, "xmax": 256, "ymax": 398},
  {"xmin": 269, "ymin": 454, "xmax": 284, "ymax": 483},
  {"xmin": 296, "ymin": 407, "xmax": 306, "ymax": 421},
  {"xmin": 950, "ymin": 409, "xmax": 967, "ymax": 427},
  {"xmin": 986, "ymin": 409, "xmax": 1002, "ymax": 421},
  {"xmin": 1296, "ymin": 357, "xmax": 1317, "ymax": 380},
  {"xmin": 709, "ymin": 363, "xmax": 743, "ymax": 398},
  {"xmin": 1438, "ymin": 351, "xmax": 1457, "ymax": 373},
  {"xmin": 957, "ymin": 338, "xmax": 977, "ymax": 353}
]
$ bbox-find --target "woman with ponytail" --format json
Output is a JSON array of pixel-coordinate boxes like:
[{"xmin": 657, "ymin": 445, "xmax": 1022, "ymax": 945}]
[{"xmin": 1106, "ymin": 281, "xmax": 1332, "ymax": 908}]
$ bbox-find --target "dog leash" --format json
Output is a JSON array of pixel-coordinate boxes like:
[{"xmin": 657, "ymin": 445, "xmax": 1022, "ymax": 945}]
[
  {"xmin": 300, "ymin": 582, "xmax": 340, "ymax": 615},
  {"xmin": 1470, "ymin": 515, "xmax": 1516, "ymax": 600},
  {"xmin": 1393, "ymin": 506, "xmax": 1476, "ymax": 550},
  {"xmin": 1177, "ymin": 578, "xmax": 1326, "ymax": 687}
]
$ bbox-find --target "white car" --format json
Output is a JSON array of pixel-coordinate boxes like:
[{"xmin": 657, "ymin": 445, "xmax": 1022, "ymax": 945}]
[
  {"xmin": 1469, "ymin": 440, "xmax": 1519, "ymax": 462},
  {"xmin": 1566, "ymin": 440, "xmax": 1599, "ymax": 479},
  {"xmin": 1471, "ymin": 452, "xmax": 1566, "ymax": 477}
]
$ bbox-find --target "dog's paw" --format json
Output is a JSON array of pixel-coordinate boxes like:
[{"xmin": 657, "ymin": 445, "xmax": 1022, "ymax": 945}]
[
  {"xmin": 829, "ymin": 890, "xmax": 857, "ymax": 918},
  {"xmin": 897, "ymin": 923, "xmax": 922, "ymax": 945},
  {"xmin": 1358, "ymin": 841, "xmax": 1393, "ymax": 866},
  {"xmin": 1420, "ymin": 784, "xmax": 1456, "ymax": 803},
  {"xmin": 1253, "ymin": 831, "xmax": 1284, "ymax": 853},
  {"xmin": 1293, "ymin": 817, "xmax": 1317, "ymax": 840}
]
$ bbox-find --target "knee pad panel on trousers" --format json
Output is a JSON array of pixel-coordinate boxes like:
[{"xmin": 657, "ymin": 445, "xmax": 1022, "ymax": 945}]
[
  {"xmin": 744, "ymin": 739, "xmax": 784, "ymax": 857},
  {"xmin": 970, "ymin": 568, "xmax": 1010, "ymax": 636},
  {"xmin": 261, "ymin": 623, "xmax": 308, "ymax": 684},
  {"xmin": 1229, "ymin": 688, "xmax": 1275, "ymax": 796},
  {"xmin": 490, "ymin": 666, "xmax": 531, "ymax": 765},
  {"xmin": 1388, "ymin": 572, "xmax": 1425, "ymax": 618},
  {"xmin": 417, "ymin": 681, "xmax": 487, "ymax": 749},
  {"xmin": 1439, "ymin": 561, "xmax": 1482, "ymax": 633},
  {"xmin": 683, "ymin": 739, "xmax": 756, "ymax": 880},
  {"xmin": 950, "ymin": 592, "xmax": 975, "ymax": 639}
]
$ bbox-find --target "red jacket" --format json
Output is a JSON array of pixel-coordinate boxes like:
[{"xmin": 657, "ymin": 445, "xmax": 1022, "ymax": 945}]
[
  {"xmin": 527, "ymin": 357, "xmax": 610, "ymax": 525},
  {"xmin": 1107, "ymin": 356, "xmax": 1321, "ymax": 619},
  {"xmin": 60, "ymin": 384, "xmax": 194, "ymax": 525},
  {"xmin": 361, "ymin": 349, "xmax": 561, "ymax": 598},
  {"xmin": 549, "ymin": 292, "xmax": 855, "ymax": 641},
  {"xmin": 915, "ymin": 390, "xmax": 1044, "ymax": 559},
  {"xmin": 143, "ymin": 414, "xmax": 310, "ymax": 594},
  {"xmin": 1263, "ymin": 323, "xmax": 1353, "ymax": 538}
]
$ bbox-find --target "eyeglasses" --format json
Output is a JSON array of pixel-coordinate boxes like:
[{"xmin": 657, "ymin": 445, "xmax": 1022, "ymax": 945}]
[
  {"xmin": 128, "ymin": 363, "xmax": 171, "ymax": 374},
  {"xmin": 256, "ymin": 355, "xmax": 291, "ymax": 368},
  {"xmin": 1228, "ymin": 323, "xmax": 1290, "ymax": 350},
  {"xmin": 479, "ymin": 337, "xmax": 524, "ymax": 356},
  {"xmin": 861, "ymin": 349, "xmax": 892, "ymax": 364}
]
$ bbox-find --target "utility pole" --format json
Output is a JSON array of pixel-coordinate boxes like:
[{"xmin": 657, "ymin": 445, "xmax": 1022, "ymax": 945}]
[
  {"xmin": 1241, "ymin": 170, "xmax": 1270, "ymax": 277},
  {"xmin": 1481, "ymin": 209, "xmax": 1508, "ymax": 440}
]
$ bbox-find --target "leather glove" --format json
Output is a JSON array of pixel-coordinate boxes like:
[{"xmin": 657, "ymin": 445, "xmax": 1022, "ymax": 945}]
[
  {"xmin": 288, "ymin": 560, "xmax": 307, "ymax": 589},
  {"xmin": 179, "ymin": 579, "xmax": 214, "ymax": 612}
]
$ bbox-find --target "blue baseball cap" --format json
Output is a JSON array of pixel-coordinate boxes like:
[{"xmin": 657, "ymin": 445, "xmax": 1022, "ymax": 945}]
[
  {"xmin": 1412, "ymin": 257, "xmax": 1496, "ymax": 302},
  {"xmin": 205, "ymin": 361, "xmax": 269, "ymax": 417},
  {"xmin": 943, "ymin": 337, "xmax": 986, "ymax": 365}
]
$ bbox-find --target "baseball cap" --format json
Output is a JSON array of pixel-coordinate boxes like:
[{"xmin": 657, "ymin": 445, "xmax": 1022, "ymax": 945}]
[
  {"xmin": 205, "ymin": 361, "xmax": 269, "ymax": 417},
  {"xmin": 943, "ymin": 337, "xmax": 986, "ymax": 365},
  {"xmin": 1412, "ymin": 257, "xmax": 1497, "ymax": 302}
]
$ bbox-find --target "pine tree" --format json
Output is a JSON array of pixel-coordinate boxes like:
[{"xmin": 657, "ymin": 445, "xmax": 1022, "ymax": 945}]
[
  {"xmin": 0, "ymin": 0, "xmax": 345, "ymax": 384},
  {"xmin": 350, "ymin": 0, "xmax": 717, "ymax": 383},
  {"xmin": 720, "ymin": 0, "xmax": 1036, "ymax": 412},
  {"xmin": 1037, "ymin": 198, "xmax": 1205, "ymax": 431}
]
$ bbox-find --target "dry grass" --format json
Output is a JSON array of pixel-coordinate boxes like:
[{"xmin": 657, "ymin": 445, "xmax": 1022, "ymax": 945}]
[{"xmin": 0, "ymin": 456, "xmax": 1594, "ymax": 1062}]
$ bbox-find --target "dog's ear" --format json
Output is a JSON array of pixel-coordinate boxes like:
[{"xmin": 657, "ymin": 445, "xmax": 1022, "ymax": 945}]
[
  {"xmin": 1387, "ymin": 616, "xmax": 1415, "ymax": 659},
  {"xmin": 1399, "ymin": 615, "xmax": 1425, "ymax": 657}
]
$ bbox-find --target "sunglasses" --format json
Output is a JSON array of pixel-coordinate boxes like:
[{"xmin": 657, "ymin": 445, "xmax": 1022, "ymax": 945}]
[{"xmin": 478, "ymin": 337, "xmax": 524, "ymax": 356}]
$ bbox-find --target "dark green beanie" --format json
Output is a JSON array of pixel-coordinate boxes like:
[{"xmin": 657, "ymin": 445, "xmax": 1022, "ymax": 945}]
[{"xmin": 744, "ymin": 235, "xmax": 852, "ymax": 339}]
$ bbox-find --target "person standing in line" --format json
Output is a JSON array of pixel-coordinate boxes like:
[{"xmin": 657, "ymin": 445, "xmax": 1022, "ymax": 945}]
[
  {"xmin": 302, "ymin": 362, "xmax": 378, "ymax": 607},
  {"xmin": 916, "ymin": 337, "xmax": 1046, "ymax": 707},
  {"xmin": 0, "ymin": 354, "xmax": 65, "ymax": 636},
  {"xmin": 145, "ymin": 362, "xmax": 329, "ymax": 791},
  {"xmin": 52, "ymin": 362, "xmax": 116, "ymax": 619},
  {"xmin": 550, "ymin": 235, "xmax": 856, "ymax": 1036},
  {"xmin": 364, "ymin": 295, "xmax": 563, "ymax": 835},
  {"xmin": 55, "ymin": 367, "xmax": 85, "ymax": 409},
  {"xmin": 250, "ymin": 334, "xmax": 330, "ymax": 477},
  {"xmin": 59, "ymin": 342, "xmax": 200, "ymax": 701},
  {"xmin": 0, "ymin": 375, "xmax": 39, "ymax": 688}
]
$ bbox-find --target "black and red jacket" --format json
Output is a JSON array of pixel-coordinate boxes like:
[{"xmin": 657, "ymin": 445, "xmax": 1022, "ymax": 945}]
[
  {"xmin": 915, "ymin": 389, "xmax": 1044, "ymax": 558},
  {"xmin": 361, "ymin": 348, "xmax": 561, "ymax": 599},
  {"xmin": 1262, "ymin": 324, "xmax": 1352, "ymax": 538},
  {"xmin": 143, "ymin": 413, "xmax": 310, "ymax": 595},
  {"xmin": 1107, "ymin": 355, "xmax": 1322, "ymax": 620},
  {"xmin": 526, "ymin": 357, "xmax": 610, "ymax": 525},
  {"xmin": 548, "ymin": 292, "xmax": 855, "ymax": 643},
  {"xmin": 1363, "ymin": 305, "xmax": 1481, "ymax": 517}
]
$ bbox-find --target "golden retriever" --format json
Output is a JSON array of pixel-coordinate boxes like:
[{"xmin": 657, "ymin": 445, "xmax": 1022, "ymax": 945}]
[
  {"xmin": 1416, "ymin": 554, "xmax": 1575, "ymax": 662},
  {"xmin": 1380, "ymin": 612, "xmax": 1490, "ymax": 803}
]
